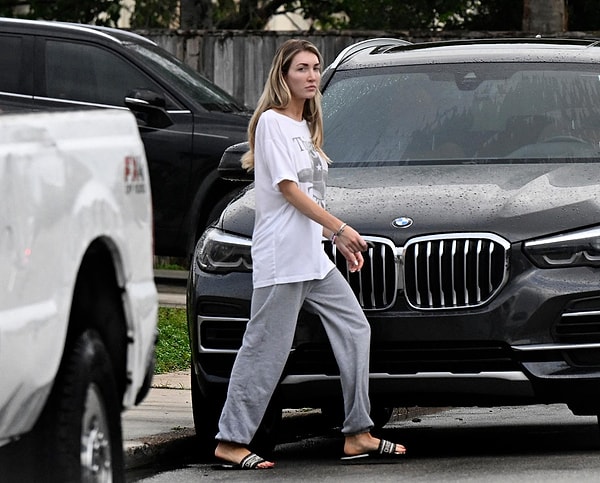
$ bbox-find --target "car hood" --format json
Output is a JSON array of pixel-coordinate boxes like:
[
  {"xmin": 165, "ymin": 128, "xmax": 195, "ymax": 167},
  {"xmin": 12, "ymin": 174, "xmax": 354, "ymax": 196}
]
[{"xmin": 221, "ymin": 162, "xmax": 600, "ymax": 245}]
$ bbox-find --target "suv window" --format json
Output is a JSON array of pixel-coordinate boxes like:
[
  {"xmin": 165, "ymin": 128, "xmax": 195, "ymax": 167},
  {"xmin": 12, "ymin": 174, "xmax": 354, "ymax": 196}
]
[
  {"xmin": 323, "ymin": 63, "xmax": 600, "ymax": 164},
  {"xmin": 45, "ymin": 40, "xmax": 175, "ymax": 108},
  {"xmin": 0, "ymin": 35, "xmax": 25, "ymax": 94}
]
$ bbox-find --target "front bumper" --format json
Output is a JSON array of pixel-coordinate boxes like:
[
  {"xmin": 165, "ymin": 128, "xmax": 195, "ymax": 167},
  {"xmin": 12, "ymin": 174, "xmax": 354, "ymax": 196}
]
[{"xmin": 188, "ymin": 243, "xmax": 600, "ymax": 410}]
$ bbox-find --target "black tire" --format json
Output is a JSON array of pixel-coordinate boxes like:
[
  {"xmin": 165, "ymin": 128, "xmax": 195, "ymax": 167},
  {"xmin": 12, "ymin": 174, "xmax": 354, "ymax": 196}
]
[
  {"xmin": 190, "ymin": 365, "xmax": 281, "ymax": 460},
  {"xmin": 32, "ymin": 330, "xmax": 124, "ymax": 483},
  {"xmin": 249, "ymin": 399, "xmax": 282, "ymax": 459},
  {"xmin": 320, "ymin": 402, "xmax": 344, "ymax": 429},
  {"xmin": 370, "ymin": 406, "xmax": 394, "ymax": 429},
  {"xmin": 190, "ymin": 365, "xmax": 223, "ymax": 460},
  {"xmin": 321, "ymin": 402, "xmax": 393, "ymax": 430}
]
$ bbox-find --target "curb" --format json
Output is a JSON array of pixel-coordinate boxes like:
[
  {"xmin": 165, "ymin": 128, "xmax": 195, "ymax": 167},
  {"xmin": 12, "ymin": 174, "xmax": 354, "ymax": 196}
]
[
  {"xmin": 123, "ymin": 401, "xmax": 440, "ymax": 471},
  {"xmin": 154, "ymin": 269, "xmax": 188, "ymax": 286},
  {"xmin": 123, "ymin": 371, "xmax": 195, "ymax": 470},
  {"xmin": 124, "ymin": 429, "xmax": 197, "ymax": 470}
]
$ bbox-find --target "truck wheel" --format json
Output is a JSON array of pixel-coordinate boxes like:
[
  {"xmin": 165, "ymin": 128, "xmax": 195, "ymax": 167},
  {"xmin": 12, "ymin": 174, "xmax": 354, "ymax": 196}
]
[{"xmin": 34, "ymin": 330, "xmax": 124, "ymax": 483}]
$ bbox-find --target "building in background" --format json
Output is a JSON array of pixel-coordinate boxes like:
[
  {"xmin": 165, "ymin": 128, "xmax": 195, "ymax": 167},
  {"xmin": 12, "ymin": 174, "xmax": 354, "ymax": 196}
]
[{"xmin": 265, "ymin": 4, "xmax": 310, "ymax": 30}]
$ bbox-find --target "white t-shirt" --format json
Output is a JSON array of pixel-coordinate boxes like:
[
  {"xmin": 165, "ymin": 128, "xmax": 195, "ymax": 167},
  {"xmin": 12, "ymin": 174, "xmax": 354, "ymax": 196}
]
[{"xmin": 252, "ymin": 109, "xmax": 334, "ymax": 288}]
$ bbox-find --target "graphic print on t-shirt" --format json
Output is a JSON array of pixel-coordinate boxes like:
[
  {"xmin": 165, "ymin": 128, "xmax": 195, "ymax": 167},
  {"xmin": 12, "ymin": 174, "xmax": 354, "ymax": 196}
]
[{"xmin": 294, "ymin": 136, "xmax": 327, "ymax": 208}]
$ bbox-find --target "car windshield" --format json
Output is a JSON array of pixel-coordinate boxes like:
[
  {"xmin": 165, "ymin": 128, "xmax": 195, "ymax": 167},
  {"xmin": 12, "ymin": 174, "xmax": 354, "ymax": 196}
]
[
  {"xmin": 323, "ymin": 62, "xmax": 600, "ymax": 166},
  {"xmin": 125, "ymin": 41, "xmax": 245, "ymax": 113}
]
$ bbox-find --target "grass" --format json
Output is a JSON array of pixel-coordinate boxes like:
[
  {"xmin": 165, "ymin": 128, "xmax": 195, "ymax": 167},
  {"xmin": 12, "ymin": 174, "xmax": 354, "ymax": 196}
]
[
  {"xmin": 155, "ymin": 307, "xmax": 191, "ymax": 374},
  {"xmin": 154, "ymin": 256, "xmax": 186, "ymax": 271}
]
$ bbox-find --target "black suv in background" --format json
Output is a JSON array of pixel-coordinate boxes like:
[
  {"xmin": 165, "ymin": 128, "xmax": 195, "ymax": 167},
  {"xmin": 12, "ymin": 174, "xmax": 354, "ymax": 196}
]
[
  {"xmin": 188, "ymin": 37, "xmax": 600, "ymax": 454},
  {"xmin": 0, "ymin": 17, "xmax": 250, "ymax": 258}
]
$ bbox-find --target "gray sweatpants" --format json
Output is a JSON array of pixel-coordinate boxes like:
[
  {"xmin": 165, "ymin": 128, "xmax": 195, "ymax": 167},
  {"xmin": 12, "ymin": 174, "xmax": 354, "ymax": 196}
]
[{"xmin": 216, "ymin": 268, "xmax": 374, "ymax": 444}]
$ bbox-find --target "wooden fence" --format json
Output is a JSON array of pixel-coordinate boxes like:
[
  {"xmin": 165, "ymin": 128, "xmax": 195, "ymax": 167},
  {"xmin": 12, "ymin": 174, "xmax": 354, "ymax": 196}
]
[
  {"xmin": 138, "ymin": 29, "xmax": 593, "ymax": 108},
  {"xmin": 139, "ymin": 30, "xmax": 380, "ymax": 108}
]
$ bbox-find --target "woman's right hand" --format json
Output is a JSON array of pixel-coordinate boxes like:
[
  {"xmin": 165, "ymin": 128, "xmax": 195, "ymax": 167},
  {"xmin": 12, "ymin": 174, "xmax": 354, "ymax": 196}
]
[{"xmin": 335, "ymin": 226, "xmax": 367, "ymax": 272}]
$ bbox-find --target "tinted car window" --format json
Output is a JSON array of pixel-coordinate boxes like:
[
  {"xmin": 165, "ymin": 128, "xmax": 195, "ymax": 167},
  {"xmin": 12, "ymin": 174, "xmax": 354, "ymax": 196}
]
[
  {"xmin": 125, "ymin": 42, "xmax": 245, "ymax": 112},
  {"xmin": 45, "ymin": 40, "xmax": 174, "ymax": 108},
  {"xmin": 0, "ymin": 35, "xmax": 25, "ymax": 93},
  {"xmin": 323, "ymin": 63, "xmax": 600, "ymax": 164}
]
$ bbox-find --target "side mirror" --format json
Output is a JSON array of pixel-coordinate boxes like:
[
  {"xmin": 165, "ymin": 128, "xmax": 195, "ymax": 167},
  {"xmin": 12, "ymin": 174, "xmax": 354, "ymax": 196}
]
[
  {"xmin": 125, "ymin": 89, "xmax": 173, "ymax": 129},
  {"xmin": 218, "ymin": 142, "xmax": 254, "ymax": 182}
]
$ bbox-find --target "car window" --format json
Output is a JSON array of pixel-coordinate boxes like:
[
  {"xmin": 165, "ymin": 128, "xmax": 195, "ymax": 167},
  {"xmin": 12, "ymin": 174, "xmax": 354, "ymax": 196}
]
[
  {"xmin": 44, "ymin": 40, "xmax": 177, "ymax": 109},
  {"xmin": 0, "ymin": 35, "xmax": 26, "ymax": 94},
  {"xmin": 124, "ymin": 42, "xmax": 245, "ymax": 113},
  {"xmin": 323, "ymin": 63, "xmax": 600, "ymax": 165}
]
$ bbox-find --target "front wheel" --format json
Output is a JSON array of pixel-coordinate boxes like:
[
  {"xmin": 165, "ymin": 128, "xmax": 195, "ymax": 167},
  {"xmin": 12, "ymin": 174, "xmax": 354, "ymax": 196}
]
[
  {"xmin": 33, "ymin": 330, "xmax": 124, "ymax": 483},
  {"xmin": 205, "ymin": 187, "xmax": 245, "ymax": 226},
  {"xmin": 190, "ymin": 365, "xmax": 281, "ymax": 460},
  {"xmin": 321, "ymin": 403, "xmax": 393, "ymax": 430},
  {"xmin": 190, "ymin": 364, "xmax": 223, "ymax": 460}
]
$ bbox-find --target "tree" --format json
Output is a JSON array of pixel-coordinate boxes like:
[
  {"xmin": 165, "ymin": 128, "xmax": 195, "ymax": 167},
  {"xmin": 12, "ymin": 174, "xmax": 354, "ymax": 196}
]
[
  {"xmin": 180, "ymin": 0, "xmax": 212, "ymax": 29},
  {"xmin": 0, "ymin": 0, "xmax": 594, "ymax": 33},
  {"xmin": 128, "ymin": 0, "xmax": 179, "ymax": 28},
  {"xmin": 0, "ymin": 0, "xmax": 122, "ymax": 25},
  {"xmin": 0, "ymin": 0, "xmax": 178, "ymax": 27},
  {"xmin": 180, "ymin": 0, "xmax": 476, "ymax": 30},
  {"xmin": 178, "ymin": 0, "xmax": 294, "ymax": 29},
  {"xmin": 566, "ymin": 0, "xmax": 600, "ymax": 30},
  {"xmin": 177, "ymin": 0, "xmax": 567, "ymax": 32},
  {"xmin": 523, "ymin": 0, "xmax": 566, "ymax": 33}
]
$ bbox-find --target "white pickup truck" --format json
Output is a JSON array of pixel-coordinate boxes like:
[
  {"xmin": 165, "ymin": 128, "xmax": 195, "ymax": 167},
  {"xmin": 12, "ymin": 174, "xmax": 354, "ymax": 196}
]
[{"xmin": 0, "ymin": 109, "xmax": 157, "ymax": 482}]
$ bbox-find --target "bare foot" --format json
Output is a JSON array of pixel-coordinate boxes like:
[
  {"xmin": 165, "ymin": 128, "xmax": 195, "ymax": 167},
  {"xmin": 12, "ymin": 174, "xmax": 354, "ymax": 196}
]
[
  {"xmin": 343, "ymin": 432, "xmax": 406, "ymax": 457},
  {"xmin": 214, "ymin": 441, "xmax": 275, "ymax": 469}
]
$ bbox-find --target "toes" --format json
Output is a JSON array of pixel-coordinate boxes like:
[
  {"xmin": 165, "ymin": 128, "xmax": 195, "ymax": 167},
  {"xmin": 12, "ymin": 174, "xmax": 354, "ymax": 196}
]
[{"xmin": 395, "ymin": 444, "xmax": 407, "ymax": 454}]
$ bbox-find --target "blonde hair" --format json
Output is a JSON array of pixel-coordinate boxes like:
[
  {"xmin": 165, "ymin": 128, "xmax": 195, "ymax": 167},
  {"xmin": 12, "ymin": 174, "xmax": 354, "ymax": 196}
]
[{"xmin": 242, "ymin": 39, "xmax": 326, "ymax": 171}]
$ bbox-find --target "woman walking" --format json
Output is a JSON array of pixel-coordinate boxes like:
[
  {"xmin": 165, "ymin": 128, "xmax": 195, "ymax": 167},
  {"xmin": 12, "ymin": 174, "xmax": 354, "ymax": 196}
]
[{"xmin": 214, "ymin": 39, "xmax": 406, "ymax": 470}]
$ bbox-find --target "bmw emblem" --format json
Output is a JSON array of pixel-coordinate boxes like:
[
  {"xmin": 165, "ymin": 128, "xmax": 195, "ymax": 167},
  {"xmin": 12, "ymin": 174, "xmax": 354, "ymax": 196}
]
[{"xmin": 391, "ymin": 217, "xmax": 413, "ymax": 229}]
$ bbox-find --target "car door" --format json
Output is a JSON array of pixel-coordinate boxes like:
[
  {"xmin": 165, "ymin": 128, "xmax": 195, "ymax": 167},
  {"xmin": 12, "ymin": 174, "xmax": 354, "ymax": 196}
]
[
  {"xmin": 0, "ymin": 32, "xmax": 34, "ymax": 110},
  {"xmin": 31, "ymin": 36, "xmax": 194, "ymax": 255}
]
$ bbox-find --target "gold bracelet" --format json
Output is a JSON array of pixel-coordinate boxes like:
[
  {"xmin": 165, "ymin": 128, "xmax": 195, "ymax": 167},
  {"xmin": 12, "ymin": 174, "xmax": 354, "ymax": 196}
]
[{"xmin": 336, "ymin": 223, "xmax": 348, "ymax": 237}]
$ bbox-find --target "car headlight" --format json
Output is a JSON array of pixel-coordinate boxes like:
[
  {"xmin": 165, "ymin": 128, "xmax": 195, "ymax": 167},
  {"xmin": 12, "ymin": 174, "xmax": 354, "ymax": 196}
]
[
  {"xmin": 523, "ymin": 226, "xmax": 600, "ymax": 268},
  {"xmin": 195, "ymin": 227, "xmax": 252, "ymax": 273}
]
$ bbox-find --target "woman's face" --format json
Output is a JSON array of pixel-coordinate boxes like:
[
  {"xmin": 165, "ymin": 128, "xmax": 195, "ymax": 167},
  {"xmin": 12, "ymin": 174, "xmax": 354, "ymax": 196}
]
[{"xmin": 284, "ymin": 50, "xmax": 321, "ymax": 102}]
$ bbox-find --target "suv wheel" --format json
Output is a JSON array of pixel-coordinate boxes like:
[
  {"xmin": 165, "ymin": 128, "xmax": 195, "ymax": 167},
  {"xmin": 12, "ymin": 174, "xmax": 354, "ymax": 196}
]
[
  {"xmin": 371, "ymin": 406, "xmax": 394, "ymax": 429},
  {"xmin": 33, "ymin": 330, "xmax": 124, "ymax": 483},
  {"xmin": 321, "ymin": 403, "xmax": 393, "ymax": 430},
  {"xmin": 249, "ymin": 399, "xmax": 281, "ymax": 459},
  {"xmin": 190, "ymin": 365, "xmax": 282, "ymax": 460},
  {"xmin": 190, "ymin": 365, "xmax": 223, "ymax": 459}
]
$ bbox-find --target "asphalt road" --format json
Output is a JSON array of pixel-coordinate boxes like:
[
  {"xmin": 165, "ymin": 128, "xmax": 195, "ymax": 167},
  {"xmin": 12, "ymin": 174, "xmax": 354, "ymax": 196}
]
[
  {"xmin": 128, "ymin": 404, "xmax": 600, "ymax": 482},
  {"xmin": 143, "ymin": 274, "xmax": 600, "ymax": 481}
]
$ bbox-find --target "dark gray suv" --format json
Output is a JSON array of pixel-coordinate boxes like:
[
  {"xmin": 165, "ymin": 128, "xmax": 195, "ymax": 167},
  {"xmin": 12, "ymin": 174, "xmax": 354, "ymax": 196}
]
[
  {"xmin": 188, "ymin": 37, "xmax": 600, "ymax": 454},
  {"xmin": 0, "ymin": 17, "xmax": 250, "ymax": 258}
]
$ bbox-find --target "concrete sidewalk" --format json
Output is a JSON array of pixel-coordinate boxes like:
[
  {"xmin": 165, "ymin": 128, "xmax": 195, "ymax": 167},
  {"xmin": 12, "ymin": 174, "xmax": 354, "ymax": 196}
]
[
  {"xmin": 122, "ymin": 371, "xmax": 197, "ymax": 469},
  {"xmin": 123, "ymin": 274, "xmax": 194, "ymax": 469},
  {"xmin": 121, "ymin": 370, "xmax": 434, "ymax": 471},
  {"xmin": 124, "ymin": 279, "xmax": 430, "ymax": 471}
]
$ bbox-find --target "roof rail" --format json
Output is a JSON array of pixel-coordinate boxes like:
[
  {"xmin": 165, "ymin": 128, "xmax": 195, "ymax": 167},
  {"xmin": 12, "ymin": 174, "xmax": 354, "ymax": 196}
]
[
  {"xmin": 85, "ymin": 24, "xmax": 156, "ymax": 45},
  {"xmin": 328, "ymin": 37, "xmax": 411, "ymax": 72},
  {"xmin": 321, "ymin": 37, "xmax": 411, "ymax": 87},
  {"xmin": 0, "ymin": 17, "xmax": 155, "ymax": 46}
]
